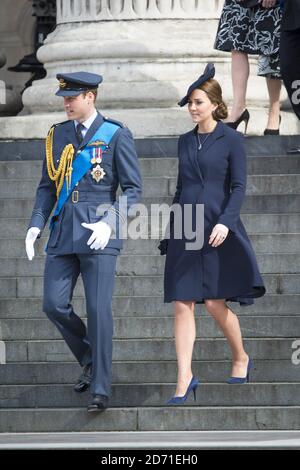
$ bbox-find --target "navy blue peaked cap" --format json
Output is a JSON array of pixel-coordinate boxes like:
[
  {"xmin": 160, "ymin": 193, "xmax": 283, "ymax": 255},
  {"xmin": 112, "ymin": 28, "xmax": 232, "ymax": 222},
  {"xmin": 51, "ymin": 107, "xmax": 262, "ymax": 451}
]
[
  {"xmin": 56, "ymin": 71, "xmax": 103, "ymax": 97},
  {"xmin": 178, "ymin": 63, "xmax": 215, "ymax": 107}
]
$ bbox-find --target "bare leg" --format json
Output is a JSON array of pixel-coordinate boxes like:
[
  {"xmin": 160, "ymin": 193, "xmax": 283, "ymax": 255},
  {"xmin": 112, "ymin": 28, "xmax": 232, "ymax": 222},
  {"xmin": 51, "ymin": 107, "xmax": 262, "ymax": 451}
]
[
  {"xmin": 227, "ymin": 50, "xmax": 250, "ymax": 122},
  {"xmin": 265, "ymin": 77, "xmax": 282, "ymax": 129},
  {"xmin": 205, "ymin": 299, "xmax": 249, "ymax": 377},
  {"xmin": 173, "ymin": 300, "xmax": 196, "ymax": 396}
]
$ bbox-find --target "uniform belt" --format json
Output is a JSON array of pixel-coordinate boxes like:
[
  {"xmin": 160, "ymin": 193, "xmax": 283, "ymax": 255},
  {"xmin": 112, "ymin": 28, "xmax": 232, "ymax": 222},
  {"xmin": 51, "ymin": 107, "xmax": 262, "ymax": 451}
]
[{"xmin": 70, "ymin": 190, "xmax": 116, "ymax": 203}]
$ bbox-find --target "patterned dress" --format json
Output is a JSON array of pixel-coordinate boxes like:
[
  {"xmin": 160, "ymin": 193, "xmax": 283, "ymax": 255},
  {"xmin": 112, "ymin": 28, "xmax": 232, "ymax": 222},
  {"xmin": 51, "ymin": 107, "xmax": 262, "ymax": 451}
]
[{"xmin": 214, "ymin": 0, "xmax": 282, "ymax": 78}]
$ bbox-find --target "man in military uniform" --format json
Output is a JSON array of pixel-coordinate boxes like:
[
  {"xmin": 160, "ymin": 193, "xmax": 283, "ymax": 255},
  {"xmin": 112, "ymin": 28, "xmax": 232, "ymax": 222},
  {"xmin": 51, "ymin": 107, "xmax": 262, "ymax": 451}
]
[{"xmin": 25, "ymin": 72, "xmax": 142, "ymax": 411}]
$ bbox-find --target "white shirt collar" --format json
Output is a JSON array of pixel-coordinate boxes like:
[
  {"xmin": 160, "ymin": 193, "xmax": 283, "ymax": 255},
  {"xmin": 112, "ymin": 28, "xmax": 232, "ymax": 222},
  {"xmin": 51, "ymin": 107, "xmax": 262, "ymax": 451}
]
[{"xmin": 74, "ymin": 109, "xmax": 98, "ymax": 131}]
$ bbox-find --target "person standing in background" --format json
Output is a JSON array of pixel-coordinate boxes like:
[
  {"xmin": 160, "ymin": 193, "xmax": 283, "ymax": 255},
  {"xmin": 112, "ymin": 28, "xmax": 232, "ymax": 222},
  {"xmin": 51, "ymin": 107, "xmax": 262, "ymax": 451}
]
[{"xmin": 215, "ymin": 0, "xmax": 282, "ymax": 135}]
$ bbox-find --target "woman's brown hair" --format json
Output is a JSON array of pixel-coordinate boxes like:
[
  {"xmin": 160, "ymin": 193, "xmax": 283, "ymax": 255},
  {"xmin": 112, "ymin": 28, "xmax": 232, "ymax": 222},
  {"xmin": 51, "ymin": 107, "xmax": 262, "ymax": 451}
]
[{"xmin": 197, "ymin": 78, "xmax": 228, "ymax": 121}]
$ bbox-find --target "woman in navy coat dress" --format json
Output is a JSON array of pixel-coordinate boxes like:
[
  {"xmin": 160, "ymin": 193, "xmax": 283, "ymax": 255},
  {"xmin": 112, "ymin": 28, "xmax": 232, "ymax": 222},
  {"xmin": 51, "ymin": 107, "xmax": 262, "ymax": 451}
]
[{"xmin": 159, "ymin": 64, "xmax": 266, "ymax": 405}]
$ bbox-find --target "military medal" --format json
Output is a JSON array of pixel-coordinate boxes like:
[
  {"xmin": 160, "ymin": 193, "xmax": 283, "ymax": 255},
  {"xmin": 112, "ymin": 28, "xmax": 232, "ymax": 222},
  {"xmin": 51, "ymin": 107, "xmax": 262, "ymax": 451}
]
[
  {"xmin": 91, "ymin": 164, "xmax": 106, "ymax": 182},
  {"xmin": 91, "ymin": 147, "xmax": 103, "ymax": 164},
  {"xmin": 90, "ymin": 145, "xmax": 107, "ymax": 182}
]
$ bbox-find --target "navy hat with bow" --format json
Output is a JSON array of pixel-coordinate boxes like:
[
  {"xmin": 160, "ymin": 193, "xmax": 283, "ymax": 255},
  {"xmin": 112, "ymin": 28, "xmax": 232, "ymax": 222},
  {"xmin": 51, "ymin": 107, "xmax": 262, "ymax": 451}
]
[
  {"xmin": 178, "ymin": 63, "xmax": 215, "ymax": 107},
  {"xmin": 55, "ymin": 71, "xmax": 103, "ymax": 97}
]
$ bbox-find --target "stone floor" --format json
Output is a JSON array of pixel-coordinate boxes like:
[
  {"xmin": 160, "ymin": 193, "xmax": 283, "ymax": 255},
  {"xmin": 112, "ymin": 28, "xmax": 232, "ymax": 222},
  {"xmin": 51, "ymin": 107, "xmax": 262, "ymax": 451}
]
[{"xmin": 0, "ymin": 431, "xmax": 300, "ymax": 449}]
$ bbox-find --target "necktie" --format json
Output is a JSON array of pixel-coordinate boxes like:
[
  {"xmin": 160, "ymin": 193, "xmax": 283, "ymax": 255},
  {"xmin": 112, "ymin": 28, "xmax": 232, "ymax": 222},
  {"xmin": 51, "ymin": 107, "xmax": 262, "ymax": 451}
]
[{"xmin": 76, "ymin": 123, "xmax": 85, "ymax": 144}]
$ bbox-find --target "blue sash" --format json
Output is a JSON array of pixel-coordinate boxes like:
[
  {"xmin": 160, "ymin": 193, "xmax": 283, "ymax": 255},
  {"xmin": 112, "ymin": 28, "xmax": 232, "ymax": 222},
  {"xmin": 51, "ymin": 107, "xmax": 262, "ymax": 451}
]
[{"xmin": 50, "ymin": 121, "xmax": 119, "ymax": 229}]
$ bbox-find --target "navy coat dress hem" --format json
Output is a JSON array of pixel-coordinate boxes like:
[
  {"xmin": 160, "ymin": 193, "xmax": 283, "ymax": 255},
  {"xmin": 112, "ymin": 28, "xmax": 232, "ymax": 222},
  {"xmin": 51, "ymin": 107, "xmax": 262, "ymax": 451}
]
[{"xmin": 163, "ymin": 286, "xmax": 266, "ymax": 306}]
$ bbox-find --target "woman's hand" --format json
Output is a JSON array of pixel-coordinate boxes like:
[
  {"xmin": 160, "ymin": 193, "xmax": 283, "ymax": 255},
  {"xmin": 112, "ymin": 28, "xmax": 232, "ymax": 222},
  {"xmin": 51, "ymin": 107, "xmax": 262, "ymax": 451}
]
[
  {"xmin": 209, "ymin": 224, "xmax": 229, "ymax": 248},
  {"xmin": 259, "ymin": 0, "xmax": 277, "ymax": 8}
]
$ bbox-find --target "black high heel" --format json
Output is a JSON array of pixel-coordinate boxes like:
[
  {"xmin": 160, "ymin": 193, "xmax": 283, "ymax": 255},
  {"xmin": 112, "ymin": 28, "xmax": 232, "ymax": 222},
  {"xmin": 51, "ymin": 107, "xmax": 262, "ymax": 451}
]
[
  {"xmin": 264, "ymin": 115, "xmax": 281, "ymax": 136},
  {"xmin": 226, "ymin": 109, "xmax": 250, "ymax": 134}
]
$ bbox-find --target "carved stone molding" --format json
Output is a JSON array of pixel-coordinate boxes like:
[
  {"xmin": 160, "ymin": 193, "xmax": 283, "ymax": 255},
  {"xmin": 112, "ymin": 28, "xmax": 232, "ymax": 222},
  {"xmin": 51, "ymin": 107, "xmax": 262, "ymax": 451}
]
[{"xmin": 57, "ymin": 0, "xmax": 222, "ymax": 23}]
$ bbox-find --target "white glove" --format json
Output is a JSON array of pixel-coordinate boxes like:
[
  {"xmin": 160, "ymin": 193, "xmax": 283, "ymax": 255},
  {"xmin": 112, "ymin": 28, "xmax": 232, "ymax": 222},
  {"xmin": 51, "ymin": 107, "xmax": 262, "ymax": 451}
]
[
  {"xmin": 81, "ymin": 221, "xmax": 112, "ymax": 250},
  {"xmin": 25, "ymin": 227, "xmax": 41, "ymax": 260}
]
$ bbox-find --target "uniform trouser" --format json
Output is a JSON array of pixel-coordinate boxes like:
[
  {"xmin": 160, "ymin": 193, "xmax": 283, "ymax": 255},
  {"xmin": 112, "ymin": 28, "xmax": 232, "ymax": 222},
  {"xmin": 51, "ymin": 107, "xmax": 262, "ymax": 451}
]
[
  {"xmin": 280, "ymin": 27, "xmax": 300, "ymax": 121},
  {"xmin": 43, "ymin": 253, "xmax": 117, "ymax": 397}
]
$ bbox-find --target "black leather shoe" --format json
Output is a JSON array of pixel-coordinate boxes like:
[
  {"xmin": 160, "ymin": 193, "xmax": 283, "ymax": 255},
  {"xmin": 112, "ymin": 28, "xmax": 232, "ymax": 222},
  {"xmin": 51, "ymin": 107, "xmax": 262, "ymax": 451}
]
[
  {"xmin": 287, "ymin": 148, "xmax": 300, "ymax": 154},
  {"xmin": 226, "ymin": 109, "xmax": 250, "ymax": 134},
  {"xmin": 87, "ymin": 394, "xmax": 108, "ymax": 412},
  {"xmin": 74, "ymin": 364, "xmax": 92, "ymax": 393},
  {"xmin": 264, "ymin": 115, "xmax": 281, "ymax": 136}
]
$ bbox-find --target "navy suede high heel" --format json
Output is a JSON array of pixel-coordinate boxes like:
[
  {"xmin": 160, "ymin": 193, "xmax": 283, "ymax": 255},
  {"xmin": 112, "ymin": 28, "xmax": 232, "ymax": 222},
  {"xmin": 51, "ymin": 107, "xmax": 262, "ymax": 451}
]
[
  {"xmin": 166, "ymin": 376, "xmax": 199, "ymax": 405},
  {"xmin": 226, "ymin": 358, "xmax": 254, "ymax": 384}
]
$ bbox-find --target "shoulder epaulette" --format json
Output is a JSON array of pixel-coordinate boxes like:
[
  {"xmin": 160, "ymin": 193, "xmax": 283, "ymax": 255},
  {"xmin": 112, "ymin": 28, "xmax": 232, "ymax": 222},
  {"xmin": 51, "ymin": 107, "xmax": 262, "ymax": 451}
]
[
  {"xmin": 54, "ymin": 119, "xmax": 71, "ymax": 127},
  {"xmin": 47, "ymin": 119, "xmax": 71, "ymax": 135},
  {"xmin": 103, "ymin": 116, "xmax": 125, "ymax": 128}
]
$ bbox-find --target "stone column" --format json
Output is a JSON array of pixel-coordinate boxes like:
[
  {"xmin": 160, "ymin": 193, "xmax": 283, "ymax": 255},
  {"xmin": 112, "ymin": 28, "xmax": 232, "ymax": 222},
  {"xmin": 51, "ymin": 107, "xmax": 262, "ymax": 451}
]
[
  {"xmin": 21, "ymin": 0, "xmax": 226, "ymax": 137},
  {"xmin": 0, "ymin": 0, "xmax": 296, "ymax": 138},
  {"xmin": 0, "ymin": 51, "xmax": 6, "ymax": 109}
]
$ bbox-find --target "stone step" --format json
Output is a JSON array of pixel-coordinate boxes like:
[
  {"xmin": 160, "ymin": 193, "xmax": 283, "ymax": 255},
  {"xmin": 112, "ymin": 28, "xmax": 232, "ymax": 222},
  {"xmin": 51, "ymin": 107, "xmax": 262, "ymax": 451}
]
[
  {"xmin": 0, "ymin": 233, "xmax": 299, "ymax": 257},
  {"xmin": 2, "ymin": 214, "xmax": 300, "ymax": 241},
  {"xmin": 1, "ymin": 360, "xmax": 299, "ymax": 385},
  {"xmin": 4, "ymin": 338, "xmax": 298, "ymax": 363},
  {"xmin": 1, "ymin": 383, "xmax": 300, "ymax": 408},
  {"xmin": 128, "ymin": 234, "xmax": 300, "ymax": 255},
  {"xmin": 1, "ymin": 273, "xmax": 299, "ymax": 300},
  {"xmin": 0, "ymin": 141, "xmax": 298, "ymax": 435},
  {"xmin": 145, "ymin": 195, "xmax": 300, "ymax": 214},
  {"xmin": 1, "ymin": 430, "xmax": 300, "ymax": 450},
  {"xmin": 4, "ymin": 213, "xmax": 300, "ymax": 240},
  {"xmin": 0, "ymin": 294, "xmax": 298, "ymax": 319},
  {"xmin": 170, "ymin": 175, "xmax": 300, "ymax": 198},
  {"xmin": 0, "ymin": 135, "xmax": 299, "ymax": 158},
  {"xmin": 0, "ymin": 316, "xmax": 299, "ymax": 341},
  {"xmin": 0, "ymin": 155, "xmax": 299, "ymax": 179},
  {"xmin": 113, "ymin": 254, "xmax": 300, "ymax": 276},
  {"xmin": 1, "ymin": 174, "xmax": 299, "ymax": 199},
  {"xmin": 0, "ymin": 232, "xmax": 300, "ymax": 266},
  {"xmin": 0, "ymin": 195, "xmax": 299, "ymax": 218},
  {"xmin": 142, "ymin": 156, "xmax": 300, "ymax": 176},
  {"xmin": 0, "ymin": 406, "xmax": 300, "ymax": 432}
]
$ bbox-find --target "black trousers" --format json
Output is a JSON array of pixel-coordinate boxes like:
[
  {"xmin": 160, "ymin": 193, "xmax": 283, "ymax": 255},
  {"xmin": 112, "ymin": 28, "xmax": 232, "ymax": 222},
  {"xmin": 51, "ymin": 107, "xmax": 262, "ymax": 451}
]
[{"xmin": 280, "ymin": 27, "xmax": 300, "ymax": 120}]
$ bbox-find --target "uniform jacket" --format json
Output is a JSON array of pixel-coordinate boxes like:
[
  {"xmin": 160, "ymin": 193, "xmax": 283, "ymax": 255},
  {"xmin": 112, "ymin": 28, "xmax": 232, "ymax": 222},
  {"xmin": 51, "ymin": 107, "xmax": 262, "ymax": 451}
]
[{"xmin": 29, "ymin": 112, "xmax": 142, "ymax": 254}]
